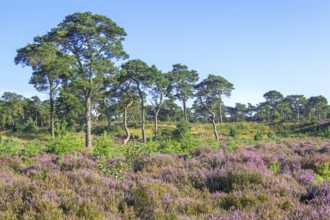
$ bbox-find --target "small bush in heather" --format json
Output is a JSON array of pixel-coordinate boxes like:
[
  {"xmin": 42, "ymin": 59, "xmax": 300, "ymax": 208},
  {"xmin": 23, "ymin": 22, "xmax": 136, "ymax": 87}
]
[
  {"xmin": 173, "ymin": 120, "xmax": 191, "ymax": 140},
  {"xmin": 206, "ymin": 164, "xmax": 264, "ymax": 193},
  {"xmin": 301, "ymin": 182, "xmax": 330, "ymax": 204},
  {"xmin": 267, "ymin": 131, "xmax": 276, "ymax": 140},
  {"xmin": 93, "ymin": 131, "xmax": 114, "ymax": 157},
  {"xmin": 127, "ymin": 182, "xmax": 178, "ymax": 219},
  {"xmin": 158, "ymin": 139, "xmax": 182, "ymax": 153},
  {"xmin": 47, "ymin": 133, "xmax": 84, "ymax": 154},
  {"xmin": 97, "ymin": 156, "xmax": 126, "ymax": 179},
  {"xmin": 173, "ymin": 120, "xmax": 201, "ymax": 152},
  {"xmin": 269, "ymin": 162, "xmax": 280, "ymax": 175},
  {"xmin": 254, "ymin": 132, "xmax": 263, "ymax": 141},
  {"xmin": 220, "ymin": 191, "xmax": 257, "ymax": 210},
  {"xmin": 317, "ymin": 163, "xmax": 330, "ymax": 181},
  {"xmin": 0, "ymin": 138, "xmax": 21, "ymax": 155},
  {"xmin": 229, "ymin": 127, "xmax": 237, "ymax": 137},
  {"xmin": 21, "ymin": 140, "xmax": 45, "ymax": 157}
]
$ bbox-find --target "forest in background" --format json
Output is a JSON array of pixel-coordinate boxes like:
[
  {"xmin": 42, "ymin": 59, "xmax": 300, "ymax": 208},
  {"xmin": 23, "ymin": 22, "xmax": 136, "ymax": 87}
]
[{"xmin": 3, "ymin": 11, "xmax": 329, "ymax": 147}]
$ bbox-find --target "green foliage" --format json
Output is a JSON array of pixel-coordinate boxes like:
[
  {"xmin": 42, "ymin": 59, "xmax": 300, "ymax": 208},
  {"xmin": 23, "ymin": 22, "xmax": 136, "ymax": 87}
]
[
  {"xmin": 269, "ymin": 162, "xmax": 280, "ymax": 175},
  {"xmin": 93, "ymin": 131, "xmax": 114, "ymax": 157},
  {"xmin": 55, "ymin": 121, "xmax": 68, "ymax": 136},
  {"xmin": 229, "ymin": 127, "xmax": 237, "ymax": 137},
  {"xmin": 106, "ymin": 124, "xmax": 124, "ymax": 134},
  {"xmin": 97, "ymin": 156, "xmax": 126, "ymax": 180},
  {"xmin": 125, "ymin": 142, "xmax": 153, "ymax": 164},
  {"xmin": 173, "ymin": 120, "xmax": 191, "ymax": 139},
  {"xmin": 254, "ymin": 132, "xmax": 263, "ymax": 141},
  {"xmin": 267, "ymin": 131, "xmax": 276, "ymax": 140},
  {"xmin": 322, "ymin": 126, "xmax": 330, "ymax": 138},
  {"xmin": 47, "ymin": 133, "xmax": 84, "ymax": 154},
  {"xmin": 172, "ymin": 120, "xmax": 201, "ymax": 152},
  {"xmin": 22, "ymin": 140, "xmax": 45, "ymax": 157},
  {"xmin": 317, "ymin": 163, "xmax": 330, "ymax": 181},
  {"xmin": 221, "ymin": 193, "xmax": 257, "ymax": 210},
  {"xmin": 93, "ymin": 125, "xmax": 124, "ymax": 136},
  {"xmin": 0, "ymin": 138, "xmax": 21, "ymax": 155},
  {"xmin": 158, "ymin": 139, "xmax": 182, "ymax": 153},
  {"xmin": 23, "ymin": 118, "xmax": 39, "ymax": 133}
]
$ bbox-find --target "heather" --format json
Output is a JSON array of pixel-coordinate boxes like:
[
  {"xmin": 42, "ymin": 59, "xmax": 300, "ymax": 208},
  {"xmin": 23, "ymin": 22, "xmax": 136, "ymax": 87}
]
[{"xmin": 0, "ymin": 138, "xmax": 329, "ymax": 219}]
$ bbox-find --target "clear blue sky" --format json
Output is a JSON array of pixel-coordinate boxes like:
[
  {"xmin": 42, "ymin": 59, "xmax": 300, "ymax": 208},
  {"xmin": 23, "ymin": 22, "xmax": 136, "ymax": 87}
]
[{"xmin": 1, "ymin": 0, "xmax": 329, "ymax": 106}]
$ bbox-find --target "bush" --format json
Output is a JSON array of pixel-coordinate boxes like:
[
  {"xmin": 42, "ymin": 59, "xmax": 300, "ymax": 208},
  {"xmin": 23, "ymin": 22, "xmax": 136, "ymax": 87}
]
[
  {"xmin": 322, "ymin": 126, "xmax": 330, "ymax": 138},
  {"xmin": 97, "ymin": 156, "xmax": 126, "ymax": 179},
  {"xmin": 0, "ymin": 138, "xmax": 21, "ymax": 155},
  {"xmin": 173, "ymin": 120, "xmax": 191, "ymax": 140},
  {"xmin": 54, "ymin": 121, "xmax": 68, "ymax": 136},
  {"xmin": 23, "ymin": 118, "xmax": 39, "ymax": 133},
  {"xmin": 229, "ymin": 127, "xmax": 237, "ymax": 137},
  {"xmin": 47, "ymin": 133, "xmax": 84, "ymax": 154},
  {"xmin": 21, "ymin": 140, "xmax": 45, "ymax": 157},
  {"xmin": 173, "ymin": 120, "xmax": 200, "ymax": 152},
  {"xmin": 254, "ymin": 132, "xmax": 263, "ymax": 141},
  {"xmin": 206, "ymin": 164, "xmax": 264, "ymax": 193},
  {"xmin": 267, "ymin": 131, "xmax": 276, "ymax": 140},
  {"xmin": 93, "ymin": 131, "xmax": 114, "ymax": 157}
]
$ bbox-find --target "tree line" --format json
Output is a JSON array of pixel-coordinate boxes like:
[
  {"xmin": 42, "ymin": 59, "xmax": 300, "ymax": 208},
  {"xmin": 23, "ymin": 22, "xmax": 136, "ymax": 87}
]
[{"xmin": 3, "ymin": 12, "xmax": 327, "ymax": 147}]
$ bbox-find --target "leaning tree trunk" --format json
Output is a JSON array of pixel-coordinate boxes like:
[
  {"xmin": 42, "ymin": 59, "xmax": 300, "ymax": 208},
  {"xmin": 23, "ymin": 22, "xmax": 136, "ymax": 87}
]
[
  {"xmin": 123, "ymin": 91, "xmax": 134, "ymax": 145},
  {"xmin": 211, "ymin": 112, "xmax": 219, "ymax": 142},
  {"xmin": 200, "ymin": 96, "xmax": 219, "ymax": 142}
]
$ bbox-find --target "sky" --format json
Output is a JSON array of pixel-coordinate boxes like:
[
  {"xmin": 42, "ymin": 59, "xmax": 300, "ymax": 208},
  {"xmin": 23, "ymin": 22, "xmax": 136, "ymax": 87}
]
[{"xmin": 0, "ymin": 0, "xmax": 329, "ymax": 107}]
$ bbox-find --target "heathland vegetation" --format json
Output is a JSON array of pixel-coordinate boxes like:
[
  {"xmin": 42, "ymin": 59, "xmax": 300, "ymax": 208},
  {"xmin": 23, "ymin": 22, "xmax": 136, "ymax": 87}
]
[{"xmin": 0, "ymin": 12, "xmax": 329, "ymax": 219}]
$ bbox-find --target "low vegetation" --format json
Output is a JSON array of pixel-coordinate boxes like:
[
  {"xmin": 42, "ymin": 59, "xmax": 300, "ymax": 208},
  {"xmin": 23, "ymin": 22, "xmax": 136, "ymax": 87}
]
[{"xmin": 0, "ymin": 122, "xmax": 329, "ymax": 219}]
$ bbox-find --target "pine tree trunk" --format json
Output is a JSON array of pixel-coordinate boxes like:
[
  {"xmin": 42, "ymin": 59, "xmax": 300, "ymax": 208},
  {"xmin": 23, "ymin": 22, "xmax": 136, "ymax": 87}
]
[
  {"xmin": 49, "ymin": 86, "xmax": 55, "ymax": 138},
  {"xmin": 85, "ymin": 95, "xmax": 92, "ymax": 148},
  {"xmin": 154, "ymin": 109, "xmax": 160, "ymax": 136},
  {"xmin": 183, "ymin": 97, "xmax": 187, "ymax": 122}
]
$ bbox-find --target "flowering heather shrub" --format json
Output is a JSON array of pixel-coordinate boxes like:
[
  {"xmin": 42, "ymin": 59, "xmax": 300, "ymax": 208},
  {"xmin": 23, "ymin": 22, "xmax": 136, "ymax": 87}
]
[
  {"xmin": 0, "ymin": 138, "xmax": 329, "ymax": 219},
  {"xmin": 206, "ymin": 163, "xmax": 266, "ymax": 193}
]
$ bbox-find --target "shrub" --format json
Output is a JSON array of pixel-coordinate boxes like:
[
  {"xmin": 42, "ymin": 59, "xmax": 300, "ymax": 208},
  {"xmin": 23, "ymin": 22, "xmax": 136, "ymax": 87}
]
[
  {"xmin": 54, "ymin": 121, "xmax": 68, "ymax": 136},
  {"xmin": 267, "ymin": 131, "xmax": 276, "ymax": 140},
  {"xmin": 21, "ymin": 140, "xmax": 45, "ymax": 157},
  {"xmin": 254, "ymin": 132, "xmax": 263, "ymax": 141},
  {"xmin": 0, "ymin": 138, "xmax": 21, "ymax": 155},
  {"xmin": 269, "ymin": 162, "xmax": 280, "ymax": 175},
  {"xmin": 322, "ymin": 126, "xmax": 330, "ymax": 138},
  {"xmin": 173, "ymin": 120, "xmax": 191, "ymax": 140},
  {"xmin": 206, "ymin": 164, "xmax": 264, "ymax": 193},
  {"xmin": 93, "ymin": 131, "xmax": 114, "ymax": 157},
  {"xmin": 172, "ymin": 121, "xmax": 200, "ymax": 152},
  {"xmin": 47, "ymin": 134, "xmax": 84, "ymax": 154},
  {"xmin": 229, "ymin": 127, "xmax": 237, "ymax": 137},
  {"xmin": 97, "ymin": 156, "xmax": 126, "ymax": 180},
  {"xmin": 23, "ymin": 118, "xmax": 39, "ymax": 133}
]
